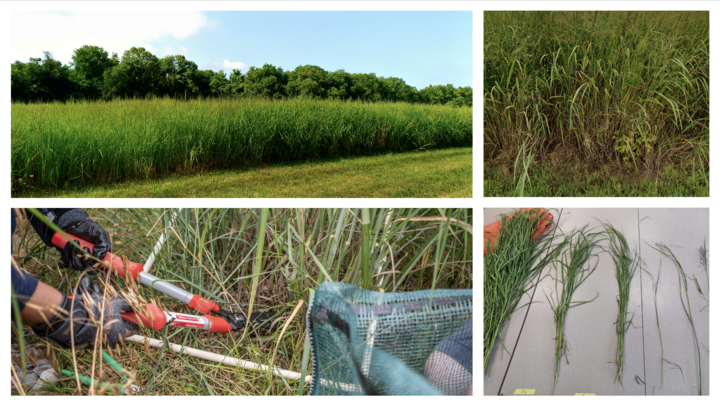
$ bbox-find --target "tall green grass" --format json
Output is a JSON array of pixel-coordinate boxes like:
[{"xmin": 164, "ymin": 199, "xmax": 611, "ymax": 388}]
[
  {"xmin": 484, "ymin": 11, "xmax": 708, "ymax": 174},
  {"xmin": 12, "ymin": 97, "xmax": 472, "ymax": 190}
]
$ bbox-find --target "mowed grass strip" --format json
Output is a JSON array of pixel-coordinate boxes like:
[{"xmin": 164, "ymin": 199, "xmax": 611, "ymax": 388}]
[
  {"xmin": 12, "ymin": 97, "xmax": 472, "ymax": 191},
  {"xmin": 14, "ymin": 148, "xmax": 472, "ymax": 198}
]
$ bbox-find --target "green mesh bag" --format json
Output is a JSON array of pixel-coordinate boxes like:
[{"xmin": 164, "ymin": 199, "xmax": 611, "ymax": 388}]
[{"xmin": 307, "ymin": 282, "xmax": 473, "ymax": 395}]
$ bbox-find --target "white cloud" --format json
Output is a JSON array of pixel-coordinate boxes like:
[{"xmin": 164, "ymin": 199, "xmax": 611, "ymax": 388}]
[
  {"xmin": 208, "ymin": 59, "xmax": 249, "ymax": 72},
  {"xmin": 11, "ymin": 11, "xmax": 214, "ymax": 64}
]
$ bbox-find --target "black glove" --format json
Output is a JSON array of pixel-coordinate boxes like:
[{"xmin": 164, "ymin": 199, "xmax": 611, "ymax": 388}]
[
  {"xmin": 32, "ymin": 276, "xmax": 138, "ymax": 349},
  {"xmin": 56, "ymin": 209, "xmax": 111, "ymax": 273}
]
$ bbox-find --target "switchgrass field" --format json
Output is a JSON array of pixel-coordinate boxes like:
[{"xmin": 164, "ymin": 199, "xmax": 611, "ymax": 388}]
[
  {"xmin": 12, "ymin": 208, "xmax": 473, "ymax": 395},
  {"xmin": 12, "ymin": 97, "xmax": 472, "ymax": 193},
  {"xmin": 484, "ymin": 11, "xmax": 709, "ymax": 197}
]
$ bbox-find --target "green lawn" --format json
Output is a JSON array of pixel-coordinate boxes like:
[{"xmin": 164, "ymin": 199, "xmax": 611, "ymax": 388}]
[{"xmin": 15, "ymin": 148, "xmax": 472, "ymax": 198}]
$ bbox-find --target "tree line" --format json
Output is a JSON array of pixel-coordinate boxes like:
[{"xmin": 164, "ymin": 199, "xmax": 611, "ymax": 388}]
[{"xmin": 11, "ymin": 45, "xmax": 472, "ymax": 106}]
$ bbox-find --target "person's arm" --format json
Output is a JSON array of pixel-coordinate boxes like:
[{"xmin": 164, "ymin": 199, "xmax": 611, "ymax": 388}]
[{"xmin": 18, "ymin": 280, "xmax": 63, "ymax": 327}]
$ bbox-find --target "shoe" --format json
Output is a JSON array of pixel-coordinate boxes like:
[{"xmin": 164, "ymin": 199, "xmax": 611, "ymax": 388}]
[{"xmin": 11, "ymin": 347, "xmax": 59, "ymax": 392}]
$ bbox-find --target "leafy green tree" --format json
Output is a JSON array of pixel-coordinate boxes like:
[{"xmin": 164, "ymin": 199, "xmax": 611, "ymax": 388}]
[
  {"xmin": 11, "ymin": 44, "xmax": 472, "ymax": 105},
  {"xmin": 10, "ymin": 52, "xmax": 74, "ymax": 102},
  {"xmin": 450, "ymin": 86, "xmax": 473, "ymax": 107},
  {"xmin": 159, "ymin": 54, "xmax": 201, "ymax": 98},
  {"xmin": 381, "ymin": 77, "xmax": 418, "ymax": 103},
  {"xmin": 243, "ymin": 64, "xmax": 288, "ymax": 98},
  {"xmin": 208, "ymin": 70, "xmax": 230, "ymax": 97},
  {"xmin": 326, "ymin": 69, "xmax": 352, "ymax": 100},
  {"xmin": 102, "ymin": 64, "xmax": 131, "ymax": 99},
  {"xmin": 287, "ymin": 65, "xmax": 328, "ymax": 98},
  {"xmin": 70, "ymin": 45, "xmax": 112, "ymax": 99},
  {"xmin": 111, "ymin": 47, "xmax": 161, "ymax": 98},
  {"xmin": 228, "ymin": 69, "xmax": 244, "ymax": 95},
  {"xmin": 10, "ymin": 61, "xmax": 29, "ymax": 101},
  {"xmin": 349, "ymin": 72, "xmax": 383, "ymax": 101},
  {"xmin": 418, "ymin": 84, "xmax": 456, "ymax": 105}
]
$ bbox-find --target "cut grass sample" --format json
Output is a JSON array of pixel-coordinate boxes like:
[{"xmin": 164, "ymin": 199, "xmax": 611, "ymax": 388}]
[
  {"xmin": 483, "ymin": 209, "xmax": 566, "ymax": 371},
  {"xmin": 643, "ymin": 259, "xmax": 665, "ymax": 387},
  {"xmin": 484, "ymin": 11, "xmax": 709, "ymax": 197},
  {"xmin": 601, "ymin": 222, "xmax": 639, "ymax": 384},
  {"xmin": 546, "ymin": 226, "xmax": 602, "ymax": 394},
  {"xmin": 649, "ymin": 242, "xmax": 702, "ymax": 395},
  {"xmin": 12, "ymin": 97, "xmax": 472, "ymax": 192},
  {"xmin": 12, "ymin": 147, "xmax": 472, "ymax": 198}
]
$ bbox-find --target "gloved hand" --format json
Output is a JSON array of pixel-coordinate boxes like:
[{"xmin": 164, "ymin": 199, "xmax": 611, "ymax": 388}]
[
  {"xmin": 484, "ymin": 208, "xmax": 553, "ymax": 255},
  {"xmin": 32, "ymin": 276, "xmax": 138, "ymax": 349},
  {"xmin": 56, "ymin": 209, "xmax": 111, "ymax": 274}
]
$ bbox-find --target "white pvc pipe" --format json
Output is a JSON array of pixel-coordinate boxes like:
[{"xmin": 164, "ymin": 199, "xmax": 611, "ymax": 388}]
[
  {"xmin": 127, "ymin": 335, "xmax": 312, "ymax": 383},
  {"xmin": 143, "ymin": 210, "xmax": 179, "ymax": 272}
]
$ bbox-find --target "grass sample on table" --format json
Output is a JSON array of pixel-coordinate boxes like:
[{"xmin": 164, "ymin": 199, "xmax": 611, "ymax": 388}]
[
  {"xmin": 699, "ymin": 240, "xmax": 708, "ymax": 294},
  {"xmin": 643, "ymin": 259, "xmax": 666, "ymax": 387},
  {"xmin": 12, "ymin": 97, "xmax": 472, "ymax": 191},
  {"xmin": 483, "ymin": 208, "xmax": 566, "ymax": 371},
  {"xmin": 649, "ymin": 242, "xmax": 702, "ymax": 395},
  {"xmin": 601, "ymin": 222, "xmax": 639, "ymax": 384},
  {"xmin": 484, "ymin": 11, "xmax": 709, "ymax": 197},
  {"xmin": 545, "ymin": 226, "xmax": 602, "ymax": 394}
]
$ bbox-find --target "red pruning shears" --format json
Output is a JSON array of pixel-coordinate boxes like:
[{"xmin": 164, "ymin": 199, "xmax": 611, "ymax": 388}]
[{"xmin": 52, "ymin": 230, "xmax": 277, "ymax": 334}]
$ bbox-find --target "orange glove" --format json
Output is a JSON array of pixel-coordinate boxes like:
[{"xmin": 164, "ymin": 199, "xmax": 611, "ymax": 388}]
[{"xmin": 484, "ymin": 208, "xmax": 554, "ymax": 255}]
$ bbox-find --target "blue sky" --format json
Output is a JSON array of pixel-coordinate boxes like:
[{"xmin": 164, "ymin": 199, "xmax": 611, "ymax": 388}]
[{"xmin": 11, "ymin": 11, "xmax": 472, "ymax": 89}]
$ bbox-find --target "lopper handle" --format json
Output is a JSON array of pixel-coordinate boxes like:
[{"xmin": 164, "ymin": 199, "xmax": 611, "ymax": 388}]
[
  {"xmin": 69, "ymin": 294, "xmax": 166, "ymax": 331},
  {"xmin": 121, "ymin": 303, "xmax": 168, "ymax": 331},
  {"xmin": 51, "ymin": 232, "xmax": 144, "ymax": 280},
  {"xmin": 121, "ymin": 304, "xmax": 232, "ymax": 333},
  {"xmin": 205, "ymin": 316, "xmax": 232, "ymax": 333},
  {"xmin": 188, "ymin": 294, "xmax": 220, "ymax": 314},
  {"xmin": 54, "ymin": 233, "xmax": 223, "ymax": 320}
]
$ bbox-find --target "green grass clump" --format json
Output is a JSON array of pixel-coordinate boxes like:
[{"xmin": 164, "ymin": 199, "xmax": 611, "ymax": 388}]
[
  {"xmin": 484, "ymin": 11, "xmax": 709, "ymax": 196},
  {"xmin": 12, "ymin": 208, "xmax": 472, "ymax": 395},
  {"xmin": 483, "ymin": 209, "xmax": 566, "ymax": 371},
  {"xmin": 601, "ymin": 222, "xmax": 639, "ymax": 384},
  {"xmin": 11, "ymin": 97, "xmax": 472, "ymax": 191},
  {"xmin": 546, "ymin": 226, "xmax": 601, "ymax": 394}
]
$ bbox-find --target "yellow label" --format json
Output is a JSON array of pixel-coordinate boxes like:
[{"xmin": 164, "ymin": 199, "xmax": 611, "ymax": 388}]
[
  {"xmin": 575, "ymin": 393, "xmax": 596, "ymax": 396},
  {"xmin": 513, "ymin": 389, "xmax": 536, "ymax": 395}
]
